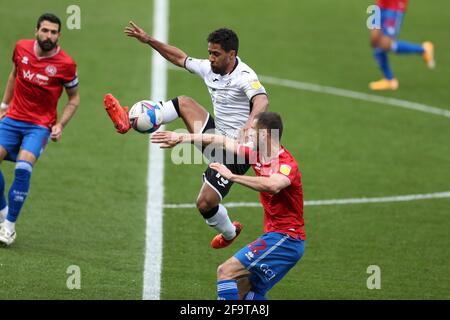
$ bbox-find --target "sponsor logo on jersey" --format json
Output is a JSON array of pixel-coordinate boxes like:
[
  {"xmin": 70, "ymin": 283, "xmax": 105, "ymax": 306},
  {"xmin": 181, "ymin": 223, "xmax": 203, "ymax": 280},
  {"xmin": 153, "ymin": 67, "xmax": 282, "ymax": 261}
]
[
  {"xmin": 280, "ymin": 164, "xmax": 291, "ymax": 176},
  {"xmin": 45, "ymin": 65, "xmax": 57, "ymax": 77},
  {"xmin": 250, "ymin": 79, "xmax": 262, "ymax": 90},
  {"xmin": 245, "ymin": 251, "xmax": 255, "ymax": 261},
  {"xmin": 36, "ymin": 74, "xmax": 49, "ymax": 81},
  {"xmin": 260, "ymin": 263, "xmax": 276, "ymax": 281},
  {"xmin": 22, "ymin": 70, "xmax": 35, "ymax": 80}
]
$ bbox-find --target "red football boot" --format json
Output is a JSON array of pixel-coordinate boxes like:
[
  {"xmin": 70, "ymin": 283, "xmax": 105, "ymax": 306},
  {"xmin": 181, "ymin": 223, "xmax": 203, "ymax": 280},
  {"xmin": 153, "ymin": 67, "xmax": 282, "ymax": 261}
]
[
  {"xmin": 211, "ymin": 221, "xmax": 243, "ymax": 249},
  {"xmin": 103, "ymin": 93, "xmax": 131, "ymax": 134}
]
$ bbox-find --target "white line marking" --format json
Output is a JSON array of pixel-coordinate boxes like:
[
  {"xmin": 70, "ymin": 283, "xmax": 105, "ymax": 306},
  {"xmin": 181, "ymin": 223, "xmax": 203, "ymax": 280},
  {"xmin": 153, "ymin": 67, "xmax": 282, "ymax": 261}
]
[
  {"xmin": 259, "ymin": 75, "xmax": 450, "ymax": 119},
  {"xmin": 168, "ymin": 65, "xmax": 450, "ymax": 119},
  {"xmin": 143, "ymin": 0, "xmax": 168, "ymax": 301},
  {"xmin": 163, "ymin": 191, "xmax": 450, "ymax": 209}
]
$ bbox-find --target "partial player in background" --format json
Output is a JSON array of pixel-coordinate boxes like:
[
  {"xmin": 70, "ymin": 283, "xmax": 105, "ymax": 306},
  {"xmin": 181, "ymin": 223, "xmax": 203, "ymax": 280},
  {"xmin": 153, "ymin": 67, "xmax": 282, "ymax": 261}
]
[
  {"xmin": 105, "ymin": 22, "xmax": 269, "ymax": 248},
  {"xmin": 151, "ymin": 112, "xmax": 305, "ymax": 300},
  {"xmin": 0, "ymin": 13, "xmax": 80, "ymax": 246},
  {"xmin": 369, "ymin": 0, "xmax": 435, "ymax": 90}
]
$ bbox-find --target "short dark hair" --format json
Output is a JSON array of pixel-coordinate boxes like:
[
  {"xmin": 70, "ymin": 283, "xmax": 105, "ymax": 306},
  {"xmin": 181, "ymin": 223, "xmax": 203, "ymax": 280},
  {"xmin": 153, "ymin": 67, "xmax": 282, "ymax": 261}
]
[
  {"xmin": 255, "ymin": 112, "xmax": 284, "ymax": 140},
  {"xmin": 207, "ymin": 28, "xmax": 239, "ymax": 54},
  {"xmin": 37, "ymin": 13, "xmax": 61, "ymax": 32}
]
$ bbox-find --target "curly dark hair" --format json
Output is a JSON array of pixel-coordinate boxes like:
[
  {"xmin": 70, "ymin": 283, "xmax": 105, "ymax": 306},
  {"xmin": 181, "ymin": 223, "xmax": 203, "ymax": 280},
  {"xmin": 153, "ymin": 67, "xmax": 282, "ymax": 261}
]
[{"xmin": 207, "ymin": 28, "xmax": 239, "ymax": 54}]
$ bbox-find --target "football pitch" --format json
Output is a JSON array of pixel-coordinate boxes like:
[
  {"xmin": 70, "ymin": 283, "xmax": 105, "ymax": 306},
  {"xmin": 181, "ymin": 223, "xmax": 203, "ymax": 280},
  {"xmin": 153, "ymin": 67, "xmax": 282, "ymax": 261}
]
[{"xmin": 0, "ymin": 0, "xmax": 449, "ymax": 300}]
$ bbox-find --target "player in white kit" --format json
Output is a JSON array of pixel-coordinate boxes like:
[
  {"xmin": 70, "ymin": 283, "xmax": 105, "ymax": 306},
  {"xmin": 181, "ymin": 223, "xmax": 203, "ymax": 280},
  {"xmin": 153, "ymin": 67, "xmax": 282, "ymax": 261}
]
[{"xmin": 119, "ymin": 22, "xmax": 269, "ymax": 248}]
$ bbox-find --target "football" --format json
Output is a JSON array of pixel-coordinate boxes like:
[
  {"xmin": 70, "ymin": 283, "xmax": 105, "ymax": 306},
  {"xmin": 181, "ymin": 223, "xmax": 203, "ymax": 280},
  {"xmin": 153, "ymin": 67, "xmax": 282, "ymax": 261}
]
[{"xmin": 128, "ymin": 100, "xmax": 162, "ymax": 134}]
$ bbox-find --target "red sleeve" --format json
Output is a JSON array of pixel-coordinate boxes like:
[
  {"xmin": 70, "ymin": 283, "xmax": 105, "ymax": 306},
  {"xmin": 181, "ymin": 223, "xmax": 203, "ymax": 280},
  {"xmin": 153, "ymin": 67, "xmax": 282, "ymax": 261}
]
[
  {"xmin": 61, "ymin": 61, "xmax": 78, "ymax": 88},
  {"xmin": 276, "ymin": 158, "xmax": 298, "ymax": 184}
]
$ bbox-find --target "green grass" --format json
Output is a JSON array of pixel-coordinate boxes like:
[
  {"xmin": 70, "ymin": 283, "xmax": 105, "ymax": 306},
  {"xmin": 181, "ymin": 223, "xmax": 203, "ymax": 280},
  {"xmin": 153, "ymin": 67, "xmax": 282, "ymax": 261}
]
[
  {"xmin": 1, "ymin": 0, "xmax": 449, "ymax": 299},
  {"xmin": 0, "ymin": 0, "xmax": 152, "ymax": 299}
]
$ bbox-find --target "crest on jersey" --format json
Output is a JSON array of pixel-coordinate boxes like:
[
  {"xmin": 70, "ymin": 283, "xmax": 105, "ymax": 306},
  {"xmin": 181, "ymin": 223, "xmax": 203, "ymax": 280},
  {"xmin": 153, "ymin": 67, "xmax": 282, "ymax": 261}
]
[
  {"xmin": 280, "ymin": 164, "xmax": 291, "ymax": 176},
  {"xmin": 250, "ymin": 79, "xmax": 262, "ymax": 90},
  {"xmin": 21, "ymin": 56, "xmax": 29, "ymax": 65},
  {"xmin": 45, "ymin": 65, "xmax": 57, "ymax": 77}
]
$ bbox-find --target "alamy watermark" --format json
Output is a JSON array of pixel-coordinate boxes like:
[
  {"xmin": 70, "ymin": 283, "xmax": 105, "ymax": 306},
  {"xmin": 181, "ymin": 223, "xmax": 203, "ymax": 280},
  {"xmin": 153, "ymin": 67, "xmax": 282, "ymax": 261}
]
[
  {"xmin": 66, "ymin": 5, "xmax": 81, "ymax": 30},
  {"xmin": 366, "ymin": 5, "xmax": 381, "ymax": 30},
  {"xmin": 366, "ymin": 265, "xmax": 381, "ymax": 289},
  {"xmin": 66, "ymin": 265, "xmax": 81, "ymax": 290}
]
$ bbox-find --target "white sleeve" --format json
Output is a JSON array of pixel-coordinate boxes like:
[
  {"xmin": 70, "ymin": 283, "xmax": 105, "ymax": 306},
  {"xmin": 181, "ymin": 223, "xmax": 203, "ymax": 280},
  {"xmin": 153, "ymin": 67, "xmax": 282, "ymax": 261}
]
[
  {"xmin": 184, "ymin": 57, "xmax": 210, "ymax": 78},
  {"xmin": 239, "ymin": 70, "xmax": 267, "ymax": 101}
]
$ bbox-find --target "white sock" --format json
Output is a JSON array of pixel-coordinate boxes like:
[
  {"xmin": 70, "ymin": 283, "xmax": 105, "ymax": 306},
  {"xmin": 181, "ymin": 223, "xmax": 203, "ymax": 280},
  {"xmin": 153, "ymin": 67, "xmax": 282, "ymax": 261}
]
[
  {"xmin": 0, "ymin": 206, "xmax": 7, "ymax": 222},
  {"xmin": 160, "ymin": 100, "xmax": 179, "ymax": 124},
  {"xmin": 4, "ymin": 219, "xmax": 15, "ymax": 233},
  {"xmin": 205, "ymin": 204, "xmax": 236, "ymax": 240}
]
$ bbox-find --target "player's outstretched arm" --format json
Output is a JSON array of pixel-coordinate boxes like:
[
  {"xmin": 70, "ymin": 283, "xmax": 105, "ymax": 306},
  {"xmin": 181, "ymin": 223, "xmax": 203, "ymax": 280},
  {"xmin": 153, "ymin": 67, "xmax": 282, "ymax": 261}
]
[
  {"xmin": 0, "ymin": 65, "xmax": 16, "ymax": 119},
  {"xmin": 124, "ymin": 21, "xmax": 188, "ymax": 68},
  {"xmin": 151, "ymin": 131, "xmax": 239, "ymax": 153},
  {"xmin": 209, "ymin": 163, "xmax": 290, "ymax": 194}
]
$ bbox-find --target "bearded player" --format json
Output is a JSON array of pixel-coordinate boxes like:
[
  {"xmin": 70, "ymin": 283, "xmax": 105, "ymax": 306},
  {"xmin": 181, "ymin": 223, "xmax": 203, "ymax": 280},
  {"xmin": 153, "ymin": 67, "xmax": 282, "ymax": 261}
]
[{"xmin": 0, "ymin": 13, "xmax": 80, "ymax": 246}]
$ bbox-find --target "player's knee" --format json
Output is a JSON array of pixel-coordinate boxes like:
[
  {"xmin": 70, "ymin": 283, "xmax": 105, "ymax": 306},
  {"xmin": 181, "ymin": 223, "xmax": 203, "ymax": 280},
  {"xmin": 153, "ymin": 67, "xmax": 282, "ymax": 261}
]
[
  {"xmin": 370, "ymin": 36, "xmax": 381, "ymax": 48},
  {"xmin": 380, "ymin": 39, "xmax": 392, "ymax": 51},
  {"xmin": 217, "ymin": 262, "xmax": 233, "ymax": 280},
  {"xmin": 196, "ymin": 196, "xmax": 218, "ymax": 216},
  {"xmin": 370, "ymin": 30, "xmax": 382, "ymax": 48},
  {"xmin": 177, "ymin": 95, "xmax": 196, "ymax": 109}
]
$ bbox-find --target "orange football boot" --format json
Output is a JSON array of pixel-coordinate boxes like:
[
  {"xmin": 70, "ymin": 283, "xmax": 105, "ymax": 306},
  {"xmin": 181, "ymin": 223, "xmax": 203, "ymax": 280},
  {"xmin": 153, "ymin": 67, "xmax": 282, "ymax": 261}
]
[
  {"xmin": 211, "ymin": 221, "xmax": 243, "ymax": 249},
  {"xmin": 369, "ymin": 78, "xmax": 399, "ymax": 91},
  {"xmin": 422, "ymin": 41, "xmax": 435, "ymax": 69},
  {"xmin": 103, "ymin": 93, "xmax": 131, "ymax": 134}
]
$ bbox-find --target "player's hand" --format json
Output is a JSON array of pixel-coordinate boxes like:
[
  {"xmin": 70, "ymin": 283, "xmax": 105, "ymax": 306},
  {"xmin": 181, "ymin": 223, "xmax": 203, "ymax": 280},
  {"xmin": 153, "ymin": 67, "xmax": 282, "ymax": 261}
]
[
  {"xmin": 150, "ymin": 131, "xmax": 182, "ymax": 148},
  {"xmin": 124, "ymin": 21, "xmax": 150, "ymax": 43},
  {"xmin": 209, "ymin": 162, "xmax": 234, "ymax": 180},
  {"xmin": 0, "ymin": 108, "xmax": 6, "ymax": 120},
  {"xmin": 237, "ymin": 122, "xmax": 253, "ymax": 144},
  {"xmin": 51, "ymin": 123, "xmax": 63, "ymax": 142},
  {"xmin": 237, "ymin": 124, "xmax": 256, "ymax": 148}
]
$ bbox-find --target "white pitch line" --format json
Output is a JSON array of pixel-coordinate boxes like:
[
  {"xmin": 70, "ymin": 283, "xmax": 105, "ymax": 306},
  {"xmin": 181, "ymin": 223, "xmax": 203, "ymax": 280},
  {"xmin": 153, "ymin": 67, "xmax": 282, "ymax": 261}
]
[
  {"xmin": 163, "ymin": 191, "xmax": 450, "ymax": 209},
  {"xmin": 143, "ymin": 0, "xmax": 168, "ymax": 300},
  {"xmin": 259, "ymin": 75, "xmax": 450, "ymax": 119}
]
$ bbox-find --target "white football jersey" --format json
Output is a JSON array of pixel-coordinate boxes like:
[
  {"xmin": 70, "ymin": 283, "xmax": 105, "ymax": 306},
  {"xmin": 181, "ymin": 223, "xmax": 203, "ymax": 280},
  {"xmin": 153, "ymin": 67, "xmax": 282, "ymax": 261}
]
[{"xmin": 185, "ymin": 56, "xmax": 267, "ymax": 139}]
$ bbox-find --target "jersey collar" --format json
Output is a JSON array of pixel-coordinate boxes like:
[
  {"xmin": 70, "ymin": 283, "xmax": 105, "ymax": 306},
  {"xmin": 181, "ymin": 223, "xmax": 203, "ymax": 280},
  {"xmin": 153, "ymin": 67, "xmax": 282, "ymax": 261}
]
[{"xmin": 228, "ymin": 57, "xmax": 239, "ymax": 75}]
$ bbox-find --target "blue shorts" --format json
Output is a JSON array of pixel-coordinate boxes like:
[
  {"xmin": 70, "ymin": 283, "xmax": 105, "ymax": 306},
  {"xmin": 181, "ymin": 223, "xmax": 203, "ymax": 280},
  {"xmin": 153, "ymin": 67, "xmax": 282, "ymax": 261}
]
[
  {"xmin": 381, "ymin": 9, "xmax": 404, "ymax": 38},
  {"xmin": 235, "ymin": 232, "xmax": 305, "ymax": 296},
  {"xmin": 0, "ymin": 117, "xmax": 50, "ymax": 162}
]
